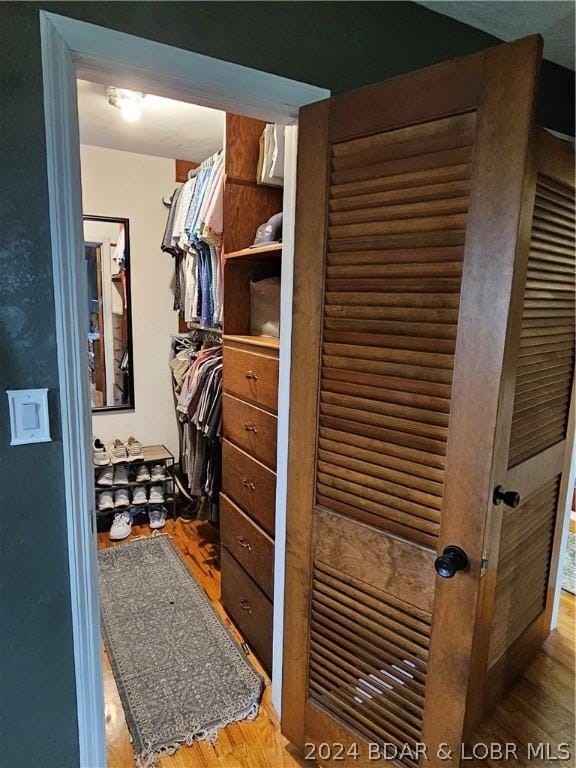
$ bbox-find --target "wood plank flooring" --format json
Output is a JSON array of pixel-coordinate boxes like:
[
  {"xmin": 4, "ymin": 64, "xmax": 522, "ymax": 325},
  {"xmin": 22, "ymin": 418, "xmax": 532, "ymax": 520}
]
[
  {"xmin": 469, "ymin": 590, "xmax": 575, "ymax": 768},
  {"xmin": 98, "ymin": 520, "xmax": 575, "ymax": 767}
]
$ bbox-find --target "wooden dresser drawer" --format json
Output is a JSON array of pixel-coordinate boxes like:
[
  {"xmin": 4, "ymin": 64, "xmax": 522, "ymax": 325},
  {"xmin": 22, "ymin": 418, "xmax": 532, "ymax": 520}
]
[
  {"xmin": 223, "ymin": 345, "xmax": 279, "ymax": 412},
  {"xmin": 223, "ymin": 393, "xmax": 277, "ymax": 469},
  {"xmin": 222, "ymin": 440, "xmax": 276, "ymax": 536},
  {"xmin": 221, "ymin": 548, "xmax": 273, "ymax": 672},
  {"xmin": 221, "ymin": 494, "xmax": 274, "ymax": 599}
]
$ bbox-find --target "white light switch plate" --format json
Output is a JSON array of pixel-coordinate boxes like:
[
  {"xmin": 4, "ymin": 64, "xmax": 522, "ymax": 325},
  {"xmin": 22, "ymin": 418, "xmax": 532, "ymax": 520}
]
[{"xmin": 6, "ymin": 388, "xmax": 51, "ymax": 445}]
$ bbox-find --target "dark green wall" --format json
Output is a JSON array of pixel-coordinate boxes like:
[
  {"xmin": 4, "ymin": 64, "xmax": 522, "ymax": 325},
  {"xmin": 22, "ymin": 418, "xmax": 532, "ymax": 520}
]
[{"xmin": 0, "ymin": 3, "xmax": 573, "ymax": 766}]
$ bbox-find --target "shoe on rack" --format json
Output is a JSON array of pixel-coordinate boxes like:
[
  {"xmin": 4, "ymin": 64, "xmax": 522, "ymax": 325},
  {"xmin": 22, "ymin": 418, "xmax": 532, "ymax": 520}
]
[
  {"xmin": 93, "ymin": 438, "xmax": 110, "ymax": 466},
  {"xmin": 109, "ymin": 510, "xmax": 132, "ymax": 541},
  {"xmin": 109, "ymin": 438, "xmax": 128, "ymax": 464},
  {"xmin": 96, "ymin": 465, "xmax": 114, "ymax": 487},
  {"xmin": 113, "ymin": 464, "xmax": 129, "ymax": 485},
  {"xmin": 148, "ymin": 505, "xmax": 167, "ymax": 530},
  {"xmin": 97, "ymin": 490, "xmax": 114, "ymax": 511},
  {"xmin": 125, "ymin": 436, "xmax": 144, "ymax": 462},
  {"xmin": 150, "ymin": 463, "xmax": 166, "ymax": 482},
  {"xmin": 149, "ymin": 485, "xmax": 164, "ymax": 504},
  {"xmin": 135, "ymin": 464, "xmax": 150, "ymax": 483},
  {"xmin": 114, "ymin": 488, "xmax": 130, "ymax": 508},
  {"xmin": 132, "ymin": 485, "xmax": 148, "ymax": 505}
]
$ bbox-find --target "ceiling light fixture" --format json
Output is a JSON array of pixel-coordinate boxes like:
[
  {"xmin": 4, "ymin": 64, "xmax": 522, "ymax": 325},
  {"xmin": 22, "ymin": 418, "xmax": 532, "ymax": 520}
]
[{"xmin": 106, "ymin": 87, "xmax": 145, "ymax": 123}]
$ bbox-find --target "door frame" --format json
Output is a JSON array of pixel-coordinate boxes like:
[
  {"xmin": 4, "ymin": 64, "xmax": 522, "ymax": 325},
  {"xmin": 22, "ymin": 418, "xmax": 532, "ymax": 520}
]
[{"xmin": 40, "ymin": 11, "xmax": 328, "ymax": 766}]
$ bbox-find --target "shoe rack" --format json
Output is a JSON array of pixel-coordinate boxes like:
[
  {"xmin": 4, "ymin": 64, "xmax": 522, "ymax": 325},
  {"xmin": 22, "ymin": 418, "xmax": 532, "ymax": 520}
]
[{"xmin": 94, "ymin": 444, "xmax": 176, "ymax": 526}]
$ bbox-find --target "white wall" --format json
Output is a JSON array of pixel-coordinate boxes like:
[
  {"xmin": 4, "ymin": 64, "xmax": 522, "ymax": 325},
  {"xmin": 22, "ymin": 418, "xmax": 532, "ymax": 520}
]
[{"xmin": 80, "ymin": 144, "xmax": 179, "ymax": 456}]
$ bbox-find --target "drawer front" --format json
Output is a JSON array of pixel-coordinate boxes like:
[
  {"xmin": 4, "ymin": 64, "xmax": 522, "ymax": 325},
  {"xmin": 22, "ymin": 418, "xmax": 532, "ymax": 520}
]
[
  {"xmin": 221, "ymin": 548, "xmax": 273, "ymax": 672},
  {"xmin": 223, "ymin": 394, "xmax": 277, "ymax": 469},
  {"xmin": 222, "ymin": 440, "xmax": 276, "ymax": 535},
  {"xmin": 221, "ymin": 494, "xmax": 274, "ymax": 599},
  {"xmin": 223, "ymin": 346, "xmax": 279, "ymax": 412}
]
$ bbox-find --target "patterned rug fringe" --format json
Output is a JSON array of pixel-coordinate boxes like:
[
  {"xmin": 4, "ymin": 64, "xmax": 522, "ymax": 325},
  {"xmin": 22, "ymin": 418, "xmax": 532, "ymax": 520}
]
[{"xmin": 135, "ymin": 701, "xmax": 260, "ymax": 768}]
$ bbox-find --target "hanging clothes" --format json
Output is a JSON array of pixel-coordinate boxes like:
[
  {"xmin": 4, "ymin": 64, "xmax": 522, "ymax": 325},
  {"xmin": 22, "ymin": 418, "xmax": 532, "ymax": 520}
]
[
  {"xmin": 169, "ymin": 336, "xmax": 222, "ymax": 522},
  {"xmin": 162, "ymin": 151, "xmax": 224, "ymax": 327}
]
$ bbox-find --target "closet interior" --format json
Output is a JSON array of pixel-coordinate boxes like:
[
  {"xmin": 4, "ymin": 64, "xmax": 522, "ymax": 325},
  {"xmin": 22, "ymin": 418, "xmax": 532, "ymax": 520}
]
[
  {"xmin": 80, "ymin": 77, "xmax": 285, "ymax": 690},
  {"xmin": 166, "ymin": 114, "xmax": 284, "ymax": 671}
]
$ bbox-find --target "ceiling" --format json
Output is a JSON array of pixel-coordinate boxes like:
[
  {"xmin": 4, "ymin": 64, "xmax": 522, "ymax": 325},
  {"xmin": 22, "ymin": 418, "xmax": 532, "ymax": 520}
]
[
  {"xmin": 417, "ymin": 1, "xmax": 575, "ymax": 70},
  {"xmin": 77, "ymin": 79, "xmax": 225, "ymax": 162}
]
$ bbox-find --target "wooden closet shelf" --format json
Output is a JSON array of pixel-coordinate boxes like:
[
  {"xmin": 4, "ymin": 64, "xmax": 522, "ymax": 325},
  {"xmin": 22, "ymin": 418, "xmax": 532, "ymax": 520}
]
[
  {"xmin": 223, "ymin": 334, "xmax": 280, "ymax": 351},
  {"xmin": 225, "ymin": 243, "xmax": 282, "ymax": 259}
]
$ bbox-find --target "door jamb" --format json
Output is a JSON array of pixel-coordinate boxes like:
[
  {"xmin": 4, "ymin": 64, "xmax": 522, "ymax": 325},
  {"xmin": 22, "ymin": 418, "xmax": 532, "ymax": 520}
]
[{"xmin": 40, "ymin": 11, "xmax": 328, "ymax": 766}]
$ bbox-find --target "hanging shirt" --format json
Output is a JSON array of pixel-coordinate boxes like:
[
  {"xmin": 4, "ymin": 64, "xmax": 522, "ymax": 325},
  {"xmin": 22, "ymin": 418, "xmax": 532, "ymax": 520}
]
[{"xmin": 172, "ymin": 176, "xmax": 196, "ymax": 251}]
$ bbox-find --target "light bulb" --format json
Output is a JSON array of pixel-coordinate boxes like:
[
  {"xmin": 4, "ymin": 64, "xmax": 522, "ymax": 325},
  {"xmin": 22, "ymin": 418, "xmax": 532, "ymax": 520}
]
[
  {"xmin": 106, "ymin": 87, "xmax": 145, "ymax": 123},
  {"xmin": 120, "ymin": 99, "xmax": 142, "ymax": 122}
]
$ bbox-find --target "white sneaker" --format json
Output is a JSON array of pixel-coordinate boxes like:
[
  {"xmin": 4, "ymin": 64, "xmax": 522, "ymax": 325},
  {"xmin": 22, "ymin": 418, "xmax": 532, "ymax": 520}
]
[
  {"xmin": 135, "ymin": 464, "xmax": 150, "ymax": 482},
  {"xmin": 93, "ymin": 438, "xmax": 110, "ymax": 466},
  {"xmin": 125, "ymin": 436, "xmax": 144, "ymax": 461},
  {"xmin": 109, "ymin": 511, "xmax": 132, "ymax": 541},
  {"xmin": 97, "ymin": 490, "xmax": 114, "ymax": 511},
  {"xmin": 114, "ymin": 488, "xmax": 130, "ymax": 508},
  {"xmin": 149, "ymin": 485, "xmax": 164, "ymax": 504},
  {"xmin": 132, "ymin": 485, "xmax": 147, "ymax": 505},
  {"xmin": 113, "ymin": 464, "xmax": 129, "ymax": 485},
  {"xmin": 96, "ymin": 465, "xmax": 114, "ymax": 486},
  {"xmin": 148, "ymin": 506, "xmax": 167, "ymax": 530},
  {"xmin": 150, "ymin": 464, "xmax": 166, "ymax": 482},
  {"xmin": 109, "ymin": 438, "xmax": 128, "ymax": 464}
]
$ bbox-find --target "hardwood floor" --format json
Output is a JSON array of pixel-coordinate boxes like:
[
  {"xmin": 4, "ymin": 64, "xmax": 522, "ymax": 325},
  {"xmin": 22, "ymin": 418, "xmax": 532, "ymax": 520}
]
[
  {"xmin": 99, "ymin": 520, "xmax": 575, "ymax": 767},
  {"xmin": 469, "ymin": 590, "xmax": 575, "ymax": 767}
]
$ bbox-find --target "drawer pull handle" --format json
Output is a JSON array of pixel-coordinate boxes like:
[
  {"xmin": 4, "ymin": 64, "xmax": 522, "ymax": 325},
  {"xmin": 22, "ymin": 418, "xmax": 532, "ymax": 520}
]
[
  {"xmin": 245, "ymin": 370, "xmax": 258, "ymax": 381},
  {"xmin": 244, "ymin": 423, "xmax": 258, "ymax": 433},
  {"xmin": 241, "ymin": 477, "xmax": 256, "ymax": 491},
  {"xmin": 239, "ymin": 598, "xmax": 252, "ymax": 614},
  {"xmin": 237, "ymin": 536, "xmax": 252, "ymax": 551}
]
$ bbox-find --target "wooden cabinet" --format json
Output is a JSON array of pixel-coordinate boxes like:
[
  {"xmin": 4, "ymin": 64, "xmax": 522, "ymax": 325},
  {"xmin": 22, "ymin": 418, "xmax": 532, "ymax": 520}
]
[
  {"xmin": 218, "ymin": 141, "xmax": 282, "ymax": 670},
  {"xmin": 221, "ymin": 335, "xmax": 279, "ymax": 672}
]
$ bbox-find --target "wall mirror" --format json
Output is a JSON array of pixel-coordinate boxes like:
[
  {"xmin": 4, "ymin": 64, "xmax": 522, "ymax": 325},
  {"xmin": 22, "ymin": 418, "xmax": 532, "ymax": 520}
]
[{"xmin": 84, "ymin": 216, "xmax": 135, "ymax": 411}]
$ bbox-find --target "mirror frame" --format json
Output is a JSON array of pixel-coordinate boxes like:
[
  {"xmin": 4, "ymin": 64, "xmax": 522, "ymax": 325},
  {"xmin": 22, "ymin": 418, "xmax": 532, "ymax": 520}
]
[{"xmin": 84, "ymin": 214, "xmax": 135, "ymax": 412}]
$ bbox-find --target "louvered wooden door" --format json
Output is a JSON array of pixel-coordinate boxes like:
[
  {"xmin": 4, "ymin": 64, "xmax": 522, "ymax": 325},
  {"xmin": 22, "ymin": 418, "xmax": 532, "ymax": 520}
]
[
  {"xmin": 481, "ymin": 129, "xmax": 575, "ymax": 714},
  {"xmin": 283, "ymin": 38, "xmax": 548, "ymax": 767}
]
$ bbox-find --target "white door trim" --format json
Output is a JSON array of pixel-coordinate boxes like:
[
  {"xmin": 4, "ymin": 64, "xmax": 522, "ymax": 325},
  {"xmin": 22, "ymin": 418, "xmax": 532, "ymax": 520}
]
[{"xmin": 39, "ymin": 11, "xmax": 328, "ymax": 766}]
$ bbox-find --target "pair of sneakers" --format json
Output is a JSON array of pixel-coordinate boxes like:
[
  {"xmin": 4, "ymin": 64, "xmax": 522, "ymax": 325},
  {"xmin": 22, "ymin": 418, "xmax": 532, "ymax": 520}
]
[
  {"xmin": 97, "ymin": 488, "xmax": 130, "ymax": 510},
  {"xmin": 93, "ymin": 436, "xmax": 143, "ymax": 466},
  {"xmin": 109, "ymin": 506, "xmax": 167, "ymax": 541},
  {"xmin": 132, "ymin": 484, "xmax": 164, "ymax": 505},
  {"xmin": 96, "ymin": 462, "xmax": 159, "ymax": 486},
  {"xmin": 130, "ymin": 464, "xmax": 165, "ymax": 483},
  {"xmin": 96, "ymin": 464, "xmax": 128, "ymax": 487},
  {"xmin": 110, "ymin": 437, "xmax": 144, "ymax": 463}
]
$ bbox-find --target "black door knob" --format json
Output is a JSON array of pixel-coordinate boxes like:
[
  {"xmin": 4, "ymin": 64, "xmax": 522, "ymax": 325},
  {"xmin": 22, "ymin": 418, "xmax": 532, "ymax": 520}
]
[
  {"xmin": 493, "ymin": 485, "xmax": 521, "ymax": 508},
  {"xmin": 434, "ymin": 545, "xmax": 469, "ymax": 579}
]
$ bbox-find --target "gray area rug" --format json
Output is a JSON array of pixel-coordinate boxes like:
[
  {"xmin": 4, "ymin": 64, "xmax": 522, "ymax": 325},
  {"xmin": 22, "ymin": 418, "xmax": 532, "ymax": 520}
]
[
  {"xmin": 562, "ymin": 530, "xmax": 575, "ymax": 594},
  {"xmin": 99, "ymin": 534, "xmax": 263, "ymax": 767}
]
